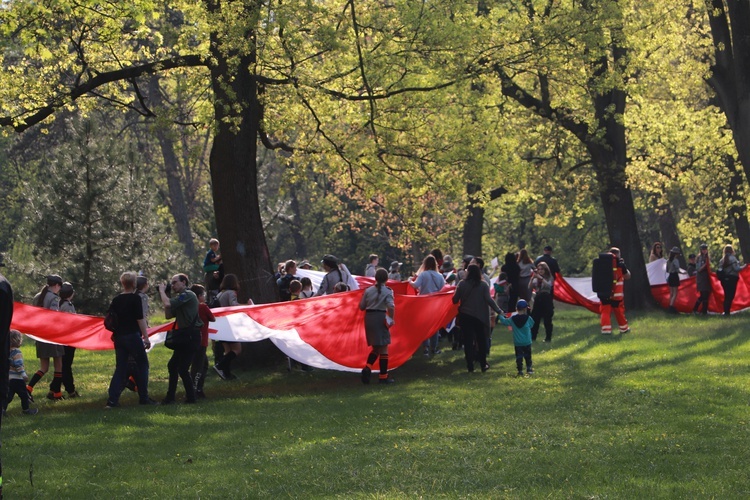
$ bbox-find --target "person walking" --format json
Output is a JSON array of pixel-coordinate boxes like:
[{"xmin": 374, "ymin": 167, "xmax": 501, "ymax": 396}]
[
  {"xmin": 105, "ymin": 272, "xmax": 157, "ymax": 408},
  {"xmin": 28, "ymin": 275, "xmax": 66, "ymax": 401},
  {"xmin": 159, "ymin": 273, "xmax": 202, "ymax": 404},
  {"xmin": 693, "ymin": 243, "xmax": 711, "ymax": 315},
  {"xmin": 717, "ymin": 244, "xmax": 742, "ymax": 316},
  {"xmin": 452, "ymin": 264, "xmax": 502, "ymax": 373},
  {"xmin": 598, "ymin": 248, "xmax": 631, "ymax": 335},
  {"xmin": 359, "ymin": 268, "xmax": 396, "ymax": 384},
  {"xmin": 529, "ymin": 262, "xmax": 554, "ymax": 342}
]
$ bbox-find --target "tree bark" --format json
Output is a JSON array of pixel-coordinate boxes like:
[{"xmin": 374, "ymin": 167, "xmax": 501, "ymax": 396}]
[
  {"xmin": 207, "ymin": 1, "xmax": 276, "ymax": 305},
  {"xmin": 706, "ymin": 1, "xmax": 750, "ymax": 195},
  {"xmin": 148, "ymin": 77, "xmax": 197, "ymax": 260},
  {"xmin": 727, "ymin": 155, "xmax": 750, "ymax": 258}
]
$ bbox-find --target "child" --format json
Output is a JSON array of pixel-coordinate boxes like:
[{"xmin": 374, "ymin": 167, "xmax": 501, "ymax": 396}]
[
  {"xmin": 59, "ymin": 282, "xmax": 80, "ymax": 398},
  {"xmin": 497, "ymin": 299, "xmax": 534, "ymax": 376},
  {"xmin": 388, "ymin": 261, "xmax": 402, "ymax": 281},
  {"xmin": 299, "ymin": 277, "xmax": 314, "ymax": 299},
  {"xmin": 6, "ymin": 330, "xmax": 38, "ymax": 415},
  {"xmin": 190, "ymin": 284, "xmax": 216, "ymax": 398},
  {"xmin": 289, "ymin": 280, "xmax": 302, "ymax": 301},
  {"xmin": 203, "ymin": 238, "xmax": 223, "ymax": 300},
  {"xmin": 493, "ymin": 272, "xmax": 510, "ymax": 313}
]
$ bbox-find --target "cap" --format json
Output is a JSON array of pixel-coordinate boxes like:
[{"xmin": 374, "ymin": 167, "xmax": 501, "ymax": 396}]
[
  {"xmin": 700, "ymin": 243, "xmax": 708, "ymax": 249},
  {"xmin": 321, "ymin": 255, "xmax": 339, "ymax": 267},
  {"xmin": 47, "ymin": 274, "xmax": 63, "ymax": 286},
  {"xmin": 516, "ymin": 299, "xmax": 529, "ymax": 309},
  {"xmin": 390, "ymin": 261, "xmax": 401, "ymax": 270},
  {"xmin": 670, "ymin": 246, "xmax": 680, "ymax": 254}
]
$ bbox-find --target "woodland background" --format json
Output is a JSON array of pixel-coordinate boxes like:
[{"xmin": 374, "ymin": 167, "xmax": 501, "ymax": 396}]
[{"xmin": 0, "ymin": 0, "xmax": 748, "ymax": 314}]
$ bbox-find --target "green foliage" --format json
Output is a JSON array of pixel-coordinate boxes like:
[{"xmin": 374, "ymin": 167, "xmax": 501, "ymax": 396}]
[
  {"xmin": 9, "ymin": 110, "xmax": 189, "ymax": 313},
  {"xmin": 4, "ymin": 307, "xmax": 750, "ymax": 497}
]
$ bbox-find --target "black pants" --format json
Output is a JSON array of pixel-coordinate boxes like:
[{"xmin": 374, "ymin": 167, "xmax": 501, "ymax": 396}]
[
  {"xmin": 459, "ymin": 313, "xmax": 488, "ymax": 372},
  {"xmin": 530, "ymin": 292, "xmax": 554, "ymax": 341},
  {"xmin": 62, "ymin": 345, "xmax": 76, "ymax": 394},
  {"xmin": 721, "ymin": 277, "xmax": 738, "ymax": 315},
  {"xmin": 165, "ymin": 331, "xmax": 200, "ymax": 402},
  {"xmin": 693, "ymin": 290, "xmax": 710, "ymax": 314},
  {"xmin": 515, "ymin": 345, "xmax": 532, "ymax": 373},
  {"xmin": 190, "ymin": 345, "xmax": 209, "ymax": 392},
  {"xmin": 6, "ymin": 379, "xmax": 31, "ymax": 411}
]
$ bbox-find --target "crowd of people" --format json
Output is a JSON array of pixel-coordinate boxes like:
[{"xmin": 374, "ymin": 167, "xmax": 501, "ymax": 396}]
[
  {"xmin": 5, "ymin": 236, "xmax": 746, "ymax": 415},
  {"xmin": 650, "ymin": 241, "xmax": 745, "ymax": 316}
]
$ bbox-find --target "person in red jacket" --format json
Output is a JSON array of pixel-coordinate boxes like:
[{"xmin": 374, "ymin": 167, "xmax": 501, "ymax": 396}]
[{"xmin": 600, "ymin": 247, "xmax": 631, "ymax": 335}]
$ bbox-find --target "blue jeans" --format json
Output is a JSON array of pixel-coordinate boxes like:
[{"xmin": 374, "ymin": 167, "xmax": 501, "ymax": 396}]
[{"xmin": 108, "ymin": 333, "xmax": 150, "ymax": 404}]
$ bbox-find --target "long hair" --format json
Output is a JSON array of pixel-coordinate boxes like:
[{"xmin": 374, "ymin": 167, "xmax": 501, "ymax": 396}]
[
  {"xmin": 422, "ymin": 255, "xmax": 437, "ymax": 271},
  {"xmin": 668, "ymin": 250, "xmax": 678, "ymax": 263},
  {"xmin": 375, "ymin": 268, "xmax": 388, "ymax": 296},
  {"xmin": 35, "ymin": 275, "xmax": 63, "ymax": 306},
  {"xmin": 220, "ymin": 273, "xmax": 240, "ymax": 292},
  {"xmin": 465, "ymin": 264, "xmax": 482, "ymax": 284},
  {"xmin": 517, "ymin": 249, "xmax": 532, "ymax": 265},
  {"xmin": 536, "ymin": 262, "xmax": 551, "ymax": 278},
  {"xmin": 651, "ymin": 242, "xmax": 663, "ymax": 259}
]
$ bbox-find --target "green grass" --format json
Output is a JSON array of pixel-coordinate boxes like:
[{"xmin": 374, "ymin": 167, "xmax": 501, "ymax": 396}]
[{"xmin": 4, "ymin": 306, "xmax": 750, "ymax": 498}]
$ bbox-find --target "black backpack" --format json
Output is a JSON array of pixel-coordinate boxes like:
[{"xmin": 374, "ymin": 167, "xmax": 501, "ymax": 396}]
[{"xmin": 591, "ymin": 253, "xmax": 614, "ymax": 299}]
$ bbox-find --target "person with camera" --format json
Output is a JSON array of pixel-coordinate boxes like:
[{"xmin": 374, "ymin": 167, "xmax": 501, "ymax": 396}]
[
  {"xmin": 105, "ymin": 272, "xmax": 157, "ymax": 408},
  {"xmin": 159, "ymin": 273, "xmax": 202, "ymax": 404}
]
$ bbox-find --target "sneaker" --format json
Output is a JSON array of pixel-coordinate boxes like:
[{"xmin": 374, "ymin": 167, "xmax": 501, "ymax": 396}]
[
  {"xmin": 423, "ymin": 349, "xmax": 430, "ymax": 357},
  {"xmin": 213, "ymin": 364, "xmax": 227, "ymax": 380},
  {"xmin": 22, "ymin": 408, "xmax": 39, "ymax": 416},
  {"xmin": 105, "ymin": 401, "xmax": 120, "ymax": 409},
  {"xmin": 542, "ymin": 339, "xmax": 551, "ymax": 343},
  {"xmin": 139, "ymin": 398, "xmax": 159, "ymax": 406},
  {"xmin": 378, "ymin": 378, "xmax": 395, "ymax": 385},
  {"xmin": 433, "ymin": 349, "xmax": 442, "ymax": 355},
  {"xmin": 482, "ymin": 363, "xmax": 490, "ymax": 373},
  {"xmin": 517, "ymin": 371, "xmax": 524, "ymax": 377},
  {"xmin": 66, "ymin": 390, "xmax": 81, "ymax": 398},
  {"xmin": 620, "ymin": 328, "xmax": 631, "ymax": 334},
  {"xmin": 360, "ymin": 366, "xmax": 371, "ymax": 385},
  {"xmin": 527, "ymin": 368, "xmax": 535, "ymax": 374}
]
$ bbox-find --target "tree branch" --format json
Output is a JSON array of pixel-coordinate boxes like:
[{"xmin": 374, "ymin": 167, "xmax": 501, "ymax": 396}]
[{"xmin": 1, "ymin": 54, "xmax": 206, "ymax": 132}]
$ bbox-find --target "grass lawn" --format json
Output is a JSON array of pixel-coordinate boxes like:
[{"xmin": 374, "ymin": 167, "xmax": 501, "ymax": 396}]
[{"xmin": 3, "ymin": 306, "xmax": 750, "ymax": 498}]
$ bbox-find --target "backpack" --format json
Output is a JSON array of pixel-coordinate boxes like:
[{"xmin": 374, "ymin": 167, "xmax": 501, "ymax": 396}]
[
  {"xmin": 209, "ymin": 291, "xmax": 223, "ymax": 309},
  {"xmin": 591, "ymin": 253, "xmax": 615, "ymax": 299}
]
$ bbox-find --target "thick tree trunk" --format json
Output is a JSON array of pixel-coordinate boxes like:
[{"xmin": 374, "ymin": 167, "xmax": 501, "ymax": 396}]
[
  {"xmin": 727, "ymin": 155, "xmax": 750, "ymax": 258},
  {"xmin": 207, "ymin": 8, "xmax": 276, "ymax": 305},
  {"xmin": 707, "ymin": 0, "xmax": 750, "ymax": 227}
]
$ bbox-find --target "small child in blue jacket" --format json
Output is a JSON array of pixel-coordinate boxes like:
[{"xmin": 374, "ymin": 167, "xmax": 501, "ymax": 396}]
[{"xmin": 498, "ymin": 299, "xmax": 535, "ymax": 376}]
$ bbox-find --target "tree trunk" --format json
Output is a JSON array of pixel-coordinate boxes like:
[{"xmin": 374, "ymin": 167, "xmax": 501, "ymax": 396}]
[
  {"xmin": 288, "ymin": 183, "xmax": 308, "ymax": 259},
  {"xmin": 657, "ymin": 201, "xmax": 686, "ymax": 269},
  {"xmin": 462, "ymin": 183, "xmax": 484, "ymax": 258},
  {"xmin": 727, "ymin": 155, "xmax": 750, "ymax": 259},
  {"xmin": 706, "ymin": 1, "xmax": 750, "ymax": 201},
  {"xmin": 207, "ymin": 6, "xmax": 276, "ymax": 305},
  {"xmin": 147, "ymin": 77, "xmax": 197, "ymax": 260}
]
